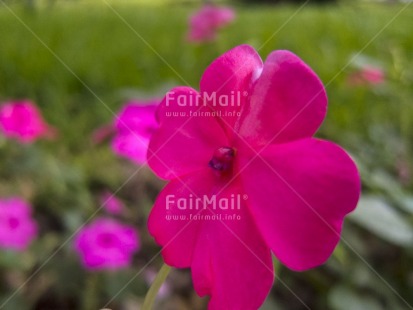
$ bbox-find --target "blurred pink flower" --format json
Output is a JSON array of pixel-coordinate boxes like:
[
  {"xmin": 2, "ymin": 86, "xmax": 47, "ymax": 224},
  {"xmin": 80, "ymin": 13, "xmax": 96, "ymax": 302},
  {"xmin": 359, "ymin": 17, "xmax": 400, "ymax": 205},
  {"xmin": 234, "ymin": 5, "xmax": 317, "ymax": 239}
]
[
  {"xmin": 0, "ymin": 197, "xmax": 37, "ymax": 251},
  {"xmin": 0, "ymin": 100, "xmax": 56, "ymax": 143},
  {"xmin": 91, "ymin": 124, "xmax": 114, "ymax": 145},
  {"xmin": 147, "ymin": 45, "xmax": 361, "ymax": 309},
  {"xmin": 74, "ymin": 218, "xmax": 140, "ymax": 271},
  {"xmin": 99, "ymin": 191, "xmax": 124, "ymax": 215},
  {"xmin": 111, "ymin": 100, "xmax": 159, "ymax": 165},
  {"xmin": 347, "ymin": 65, "xmax": 385, "ymax": 86},
  {"xmin": 187, "ymin": 5, "xmax": 235, "ymax": 42}
]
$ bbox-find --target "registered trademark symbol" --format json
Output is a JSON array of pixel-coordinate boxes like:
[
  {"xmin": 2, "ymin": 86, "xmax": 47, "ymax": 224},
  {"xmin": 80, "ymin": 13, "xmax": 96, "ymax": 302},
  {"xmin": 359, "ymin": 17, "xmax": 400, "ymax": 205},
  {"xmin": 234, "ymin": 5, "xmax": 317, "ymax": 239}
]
[
  {"xmin": 243, "ymin": 194, "xmax": 248, "ymax": 200},
  {"xmin": 243, "ymin": 91, "xmax": 248, "ymax": 97}
]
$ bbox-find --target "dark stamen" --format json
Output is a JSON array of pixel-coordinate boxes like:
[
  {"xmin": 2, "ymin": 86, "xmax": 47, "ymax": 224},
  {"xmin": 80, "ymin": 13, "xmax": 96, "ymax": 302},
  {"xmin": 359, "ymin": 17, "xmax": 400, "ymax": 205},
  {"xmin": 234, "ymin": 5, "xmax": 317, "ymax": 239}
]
[{"xmin": 208, "ymin": 147, "xmax": 235, "ymax": 173}]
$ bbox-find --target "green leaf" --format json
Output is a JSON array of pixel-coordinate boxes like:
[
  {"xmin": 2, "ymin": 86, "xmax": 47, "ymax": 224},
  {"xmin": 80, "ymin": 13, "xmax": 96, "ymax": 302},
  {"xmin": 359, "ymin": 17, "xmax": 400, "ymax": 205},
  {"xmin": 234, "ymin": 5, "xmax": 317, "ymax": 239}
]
[
  {"xmin": 399, "ymin": 196, "xmax": 413, "ymax": 215},
  {"xmin": 260, "ymin": 296, "xmax": 284, "ymax": 310},
  {"xmin": 329, "ymin": 286, "xmax": 383, "ymax": 310},
  {"xmin": 349, "ymin": 196, "xmax": 413, "ymax": 247}
]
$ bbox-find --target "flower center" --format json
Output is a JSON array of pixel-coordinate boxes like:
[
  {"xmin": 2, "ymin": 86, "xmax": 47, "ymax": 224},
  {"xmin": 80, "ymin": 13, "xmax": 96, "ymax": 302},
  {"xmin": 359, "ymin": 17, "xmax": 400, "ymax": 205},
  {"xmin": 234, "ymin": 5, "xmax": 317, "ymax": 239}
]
[
  {"xmin": 97, "ymin": 232, "xmax": 116, "ymax": 248},
  {"xmin": 208, "ymin": 147, "xmax": 235, "ymax": 173},
  {"xmin": 8, "ymin": 217, "xmax": 20, "ymax": 229}
]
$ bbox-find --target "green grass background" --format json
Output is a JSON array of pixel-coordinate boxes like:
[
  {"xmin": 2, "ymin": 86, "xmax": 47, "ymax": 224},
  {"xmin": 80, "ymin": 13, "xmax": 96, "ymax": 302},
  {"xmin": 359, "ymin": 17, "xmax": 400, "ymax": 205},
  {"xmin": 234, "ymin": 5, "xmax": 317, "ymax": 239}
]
[{"xmin": 1, "ymin": 2, "xmax": 412, "ymax": 153}]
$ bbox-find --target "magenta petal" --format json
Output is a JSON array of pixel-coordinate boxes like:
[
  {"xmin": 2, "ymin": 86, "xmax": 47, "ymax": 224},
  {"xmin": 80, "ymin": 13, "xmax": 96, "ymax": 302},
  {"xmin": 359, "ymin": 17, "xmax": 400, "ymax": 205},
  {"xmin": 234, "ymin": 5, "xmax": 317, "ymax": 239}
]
[
  {"xmin": 237, "ymin": 50, "xmax": 327, "ymax": 146},
  {"xmin": 148, "ymin": 170, "xmax": 274, "ymax": 308},
  {"xmin": 147, "ymin": 170, "xmax": 215, "ymax": 267},
  {"xmin": 240, "ymin": 138, "xmax": 360, "ymax": 271},
  {"xmin": 0, "ymin": 100, "xmax": 54, "ymax": 143},
  {"xmin": 111, "ymin": 132, "xmax": 149, "ymax": 165},
  {"xmin": 200, "ymin": 45, "xmax": 262, "ymax": 136},
  {"xmin": 115, "ymin": 102, "xmax": 158, "ymax": 135},
  {"xmin": 74, "ymin": 218, "xmax": 139, "ymax": 271},
  {"xmin": 148, "ymin": 87, "xmax": 228, "ymax": 180},
  {"xmin": 187, "ymin": 5, "xmax": 235, "ymax": 43},
  {"xmin": 111, "ymin": 101, "xmax": 159, "ymax": 164},
  {"xmin": 191, "ymin": 182, "xmax": 273, "ymax": 310},
  {"xmin": 212, "ymin": 7, "xmax": 235, "ymax": 27},
  {"xmin": 0, "ymin": 197, "xmax": 37, "ymax": 251}
]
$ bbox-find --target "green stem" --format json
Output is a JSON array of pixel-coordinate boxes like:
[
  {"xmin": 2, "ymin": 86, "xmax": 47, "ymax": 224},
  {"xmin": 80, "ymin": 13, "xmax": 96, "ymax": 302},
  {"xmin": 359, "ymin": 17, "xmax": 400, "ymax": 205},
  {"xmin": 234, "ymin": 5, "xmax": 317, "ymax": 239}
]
[
  {"xmin": 142, "ymin": 264, "xmax": 171, "ymax": 310},
  {"xmin": 82, "ymin": 273, "xmax": 99, "ymax": 310}
]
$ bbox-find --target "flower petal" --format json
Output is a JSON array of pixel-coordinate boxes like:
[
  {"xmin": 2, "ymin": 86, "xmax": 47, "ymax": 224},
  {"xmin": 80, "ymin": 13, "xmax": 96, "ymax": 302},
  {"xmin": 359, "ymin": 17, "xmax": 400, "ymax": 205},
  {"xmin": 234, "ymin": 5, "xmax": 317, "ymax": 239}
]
[
  {"xmin": 0, "ymin": 100, "xmax": 54, "ymax": 143},
  {"xmin": 200, "ymin": 45, "xmax": 262, "ymax": 137},
  {"xmin": 148, "ymin": 87, "xmax": 227, "ymax": 180},
  {"xmin": 147, "ymin": 170, "xmax": 213, "ymax": 268},
  {"xmin": 111, "ymin": 132, "xmax": 149, "ymax": 164},
  {"xmin": 191, "ymin": 181, "xmax": 274, "ymax": 310},
  {"xmin": 237, "ymin": 50, "xmax": 327, "ymax": 146},
  {"xmin": 239, "ymin": 138, "xmax": 360, "ymax": 271},
  {"xmin": 148, "ymin": 169, "xmax": 274, "ymax": 308},
  {"xmin": 115, "ymin": 102, "xmax": 158, "ymax": 134}
]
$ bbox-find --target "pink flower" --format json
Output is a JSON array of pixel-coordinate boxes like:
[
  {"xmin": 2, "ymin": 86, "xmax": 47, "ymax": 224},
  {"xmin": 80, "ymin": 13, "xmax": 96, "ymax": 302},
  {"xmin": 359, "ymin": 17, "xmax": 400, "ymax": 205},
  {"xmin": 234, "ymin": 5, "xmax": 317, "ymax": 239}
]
[
  {"xmin": 187, "ymin": 5, "xmax": 235, "ymax": 42},
  {"xmin": 74, "ymin": 217, "xmax": 140, "ymax": 271},
  {"xmin": 347, "ymin": 65, "xmax": 385, "ymax": 86},
  {"xmin": 147, "ymin": 45, "xmax": 360, "ymax": 309},
  {"xmin": 99, "ymin": 191, "xmax": 124, "ymax": 215},
  {"xmin": 91, "ymin": 124, "xmax": 114, "ymax": 145},
  {"xmin": 0, "ymin": 197, "xmax": 37, "ymax": 251},
  {"xmin": 0, "ymin": 100, "xmax": 56, "ymax": 143},
  {"xmin": 111, "ymin": 100, "xmax": 159, "ymax": 165}
]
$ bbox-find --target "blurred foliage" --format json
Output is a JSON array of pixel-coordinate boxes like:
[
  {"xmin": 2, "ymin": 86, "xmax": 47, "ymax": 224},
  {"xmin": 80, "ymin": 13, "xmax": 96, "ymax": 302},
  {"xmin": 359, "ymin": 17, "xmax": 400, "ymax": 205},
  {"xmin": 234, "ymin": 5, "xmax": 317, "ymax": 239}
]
[
  {"xmin": 0, "ymin": 1, "xmax": 412, "ymax": 309},
  {"xmin": 239, "ymin": 0, "xmax": 335, "ymax": 4}
]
